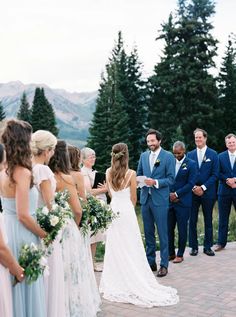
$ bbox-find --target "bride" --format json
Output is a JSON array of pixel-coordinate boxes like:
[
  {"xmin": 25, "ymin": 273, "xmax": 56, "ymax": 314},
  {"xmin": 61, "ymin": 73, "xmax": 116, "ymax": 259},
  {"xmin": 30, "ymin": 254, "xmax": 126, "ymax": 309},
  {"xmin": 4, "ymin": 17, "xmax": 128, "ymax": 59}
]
[{"xmin": 100, "ymin": 143, "xmax": 179, "ymax": 307}]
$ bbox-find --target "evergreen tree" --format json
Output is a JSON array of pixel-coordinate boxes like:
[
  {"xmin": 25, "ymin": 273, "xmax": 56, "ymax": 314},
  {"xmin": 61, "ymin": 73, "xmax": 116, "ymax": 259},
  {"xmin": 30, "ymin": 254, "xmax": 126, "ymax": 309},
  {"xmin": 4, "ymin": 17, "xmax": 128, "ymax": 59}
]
[
  {"xmin": 88, "ymin": 31, "xmax": 146, "ymax": 171},
  {"xmin": 218, "ymin": 35, "xmax": 236, "ymax": 143},
  {"xmin": 0, "ymin": 100, "xmax": 6, "ymax": 121},
  {"xmin": 149, "ymin": 0, "xmax": 219, "ymax": 150},
  {"xmin": 17, "ymin": 92, "xmax": 31, "ymax": 123},
  {"xmin": 31, "ymin": 88, "xmax": 58, "ymax": 136}
]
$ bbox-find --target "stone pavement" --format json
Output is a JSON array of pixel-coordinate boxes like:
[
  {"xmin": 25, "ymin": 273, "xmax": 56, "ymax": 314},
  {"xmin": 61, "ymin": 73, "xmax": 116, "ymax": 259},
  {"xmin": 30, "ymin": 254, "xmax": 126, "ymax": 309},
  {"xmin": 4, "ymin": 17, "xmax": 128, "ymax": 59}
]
[{"xmin": 96, "ymin": 242, "xmax": 236, "ymax": 317}]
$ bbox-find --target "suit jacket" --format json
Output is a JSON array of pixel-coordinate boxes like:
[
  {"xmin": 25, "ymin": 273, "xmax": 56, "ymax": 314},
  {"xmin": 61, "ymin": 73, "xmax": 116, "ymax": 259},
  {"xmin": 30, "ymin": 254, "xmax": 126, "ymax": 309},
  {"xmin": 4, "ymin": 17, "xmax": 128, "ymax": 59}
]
[
  {"xmin": 137, "ymin": 148, "xmax": 175, "ymax": 207},
  {"xmin": 170, "ymin": 157, "xmax": 197, "ymax": 208},
  {"xmin": 187, "ymin": 147, "xmax": 219, "ymax": 199},
  {"xmin": 218, "ymin": 150, "xmax": 236, "ymax": 196}
]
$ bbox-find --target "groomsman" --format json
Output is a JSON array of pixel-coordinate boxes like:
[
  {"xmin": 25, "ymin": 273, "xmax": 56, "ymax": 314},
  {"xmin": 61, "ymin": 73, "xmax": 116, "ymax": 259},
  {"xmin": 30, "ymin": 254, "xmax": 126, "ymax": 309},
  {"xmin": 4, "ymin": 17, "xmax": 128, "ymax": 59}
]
[
  {"xmin": 168, "ymin": 141, "xmax": 197, "ymax": 263},
  {"xmin": 215, "ymin": 133, "xmax": 236, "ymax": 251},
  {"xmin": 187, "ymin": 128, "xmax": 219, "ymax": 256},
  {"xmin": 137, "ymin": 129, "xmax": 175, "ymax": 277}
]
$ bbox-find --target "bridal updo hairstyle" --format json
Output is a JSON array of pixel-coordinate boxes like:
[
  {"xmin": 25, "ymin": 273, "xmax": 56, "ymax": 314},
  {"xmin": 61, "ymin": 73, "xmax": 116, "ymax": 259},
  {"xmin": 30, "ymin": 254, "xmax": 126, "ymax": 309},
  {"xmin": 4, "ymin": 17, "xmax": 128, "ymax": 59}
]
[
  {"xmin": 1, "ymin": 119, "xmax": 33, "ymax": 184},
  {"xmin": 31, "ymin": 130, "xmax": 57, "ymax": 156},
  {"xmin": 49, "ymin": 140, "xmax": 71, "ymax": 174},
  {"xmin": 110, "ymin": 143, "xmax": 129, "ymax": 191}
]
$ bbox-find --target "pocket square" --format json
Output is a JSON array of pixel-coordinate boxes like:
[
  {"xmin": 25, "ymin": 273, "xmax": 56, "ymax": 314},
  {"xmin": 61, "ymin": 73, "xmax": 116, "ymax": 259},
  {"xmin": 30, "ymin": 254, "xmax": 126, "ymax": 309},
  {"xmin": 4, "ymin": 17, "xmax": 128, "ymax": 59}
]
[
  {"xmin": 205, "ymin": 158, "xmax": 211, "ymax": 162},
  {"xmin": 183, "ymin": 167, "xmax": 187, "ymax": 170}
]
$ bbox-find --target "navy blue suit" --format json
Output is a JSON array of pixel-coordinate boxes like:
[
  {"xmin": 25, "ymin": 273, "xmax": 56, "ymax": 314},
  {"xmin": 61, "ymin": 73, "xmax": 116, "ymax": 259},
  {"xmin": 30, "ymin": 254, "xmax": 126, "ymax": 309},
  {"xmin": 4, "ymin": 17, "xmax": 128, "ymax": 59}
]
[
  {"xmin": 137, "ymin": 148, "xmax": 175, "ymax": 268},
  {"xmin": 217, "ymin": 151, "xmax": 236, "ymax": 247},
  {"xmin": 168, "ymin": 157, "xmax": 197, "ymax": 257},
  {"xmin": 187, "ymin": 147, "xmax": 219, "ymax": 250}
]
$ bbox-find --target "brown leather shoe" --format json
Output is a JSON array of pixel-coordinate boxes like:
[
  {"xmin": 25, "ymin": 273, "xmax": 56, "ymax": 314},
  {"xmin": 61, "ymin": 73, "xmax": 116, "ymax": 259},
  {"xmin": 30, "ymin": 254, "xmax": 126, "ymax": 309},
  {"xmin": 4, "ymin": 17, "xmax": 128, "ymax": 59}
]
[
  {"xmin": 157, "ymin": 266, "xmax": 168, "ymax": 277},
  {"xmin": 169, "ymin": 254, "xmax": 176, "ymax": 261},
  {"xmin": 173, "ymin": 256, "xmax": 184, "ymax": 263},
  {"xmin": 214, "ymin": 245, "xmax": 224, "ymax": 252}
]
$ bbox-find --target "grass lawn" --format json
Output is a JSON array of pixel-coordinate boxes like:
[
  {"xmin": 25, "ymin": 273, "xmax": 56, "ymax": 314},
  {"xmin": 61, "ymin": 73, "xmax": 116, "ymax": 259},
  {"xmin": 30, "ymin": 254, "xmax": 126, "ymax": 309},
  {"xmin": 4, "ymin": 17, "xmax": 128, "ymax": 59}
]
[{"xmin": 95, "ymin": 202, "xmax": 236, "ymax": 261}]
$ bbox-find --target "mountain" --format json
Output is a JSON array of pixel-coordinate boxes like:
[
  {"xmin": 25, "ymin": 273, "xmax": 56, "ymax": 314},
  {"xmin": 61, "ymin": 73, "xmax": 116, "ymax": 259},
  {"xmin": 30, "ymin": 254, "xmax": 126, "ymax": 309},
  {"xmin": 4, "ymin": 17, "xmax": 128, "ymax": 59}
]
[{"xmin": 0, "ymin": 81, "xmax": 97, "ymax": 147}]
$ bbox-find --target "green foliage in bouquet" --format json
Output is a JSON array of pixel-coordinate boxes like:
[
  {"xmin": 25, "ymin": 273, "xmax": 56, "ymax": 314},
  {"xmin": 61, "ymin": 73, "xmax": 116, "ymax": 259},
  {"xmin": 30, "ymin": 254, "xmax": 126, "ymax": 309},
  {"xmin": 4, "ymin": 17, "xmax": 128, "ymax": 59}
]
[
  {"xmin": 15, "ymin": 243, "xmax": 47, "ymax": 285},
  {"xmin": 36, "ymin": 190, "xmax": 73, "ymax": 246},
  {"xmin": 80, "ymin": 195, "xmax": 118, "ymax": 237}
]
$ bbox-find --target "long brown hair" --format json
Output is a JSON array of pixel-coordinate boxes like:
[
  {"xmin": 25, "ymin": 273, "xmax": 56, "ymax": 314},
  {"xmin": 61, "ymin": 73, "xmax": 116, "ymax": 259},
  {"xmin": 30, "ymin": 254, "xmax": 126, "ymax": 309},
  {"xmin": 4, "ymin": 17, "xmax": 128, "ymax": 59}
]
[
  {"xmin": 110, "ymin": 143, "xmax": 129, "ymax": 190},
  {"xmin": 49, "ymin": 140, "xmax": 71, "ymax": 174},
  {"xmin": 68, "ymin": 145, "xmax": 81, "ymax": 172},
  {"xmin": 1, "ymin": 119, "xmax": 33, "ymax": 185}
]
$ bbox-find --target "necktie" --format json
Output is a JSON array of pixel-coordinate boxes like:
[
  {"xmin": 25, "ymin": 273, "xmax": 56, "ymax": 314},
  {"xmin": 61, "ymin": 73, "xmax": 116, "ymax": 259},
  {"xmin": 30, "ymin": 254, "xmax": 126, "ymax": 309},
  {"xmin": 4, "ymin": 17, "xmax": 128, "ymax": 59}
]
[
  {"xmin": 150, "ymin": 153, "xmax": 156, "ymax": 172},
  {"xmin": 230, "ymin": 154, "xmax": 235, "ymax": 169},
  {"xmin": 198, "ymin": 150, "xmax": 203, "ymax": 168}
]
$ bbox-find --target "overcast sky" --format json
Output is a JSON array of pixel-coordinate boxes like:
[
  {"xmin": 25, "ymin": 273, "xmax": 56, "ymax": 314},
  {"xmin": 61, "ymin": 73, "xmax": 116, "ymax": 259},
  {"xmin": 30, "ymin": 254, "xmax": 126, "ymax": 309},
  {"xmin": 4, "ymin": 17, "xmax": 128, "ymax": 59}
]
[{"xmin": 0, "ymin": 0, "xmax": 235, "ymax": 92}]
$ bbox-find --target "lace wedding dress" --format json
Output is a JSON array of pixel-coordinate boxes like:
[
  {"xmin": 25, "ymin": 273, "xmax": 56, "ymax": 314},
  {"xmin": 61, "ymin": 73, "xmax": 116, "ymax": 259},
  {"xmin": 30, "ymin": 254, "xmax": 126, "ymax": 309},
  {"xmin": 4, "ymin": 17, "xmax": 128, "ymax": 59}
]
[{"xmin": 100, "ymin": 171, "xmax": 179, "ymax": 307}]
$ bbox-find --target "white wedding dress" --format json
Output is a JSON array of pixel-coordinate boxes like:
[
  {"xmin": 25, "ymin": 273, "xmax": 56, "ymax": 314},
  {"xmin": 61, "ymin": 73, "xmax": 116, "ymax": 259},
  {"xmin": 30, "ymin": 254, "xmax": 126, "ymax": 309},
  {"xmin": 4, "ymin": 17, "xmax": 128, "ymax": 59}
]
[{"xmin": 100, "ymin": 171, "xmax": 179, "ymax": 307}]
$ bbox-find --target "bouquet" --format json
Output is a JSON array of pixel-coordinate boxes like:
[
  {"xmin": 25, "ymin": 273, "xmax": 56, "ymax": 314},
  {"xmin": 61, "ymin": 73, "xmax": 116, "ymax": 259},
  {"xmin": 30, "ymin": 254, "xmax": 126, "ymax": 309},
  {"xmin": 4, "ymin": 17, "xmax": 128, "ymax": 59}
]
[
  {"xmin": 36, "ymin": 190, "xmax": 73, "ymax": 246},
  {"xmin": 14, "ymin": 243, "xmax": 47, "ymax": 286},
  {"xmin": 80, "ymin": 195, "xmax": 118, "ymax": 237}
]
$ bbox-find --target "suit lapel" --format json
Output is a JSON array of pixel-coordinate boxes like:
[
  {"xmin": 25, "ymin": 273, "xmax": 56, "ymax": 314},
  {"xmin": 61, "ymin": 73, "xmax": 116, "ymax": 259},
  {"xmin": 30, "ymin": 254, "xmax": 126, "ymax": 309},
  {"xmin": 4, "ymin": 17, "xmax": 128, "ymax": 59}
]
[{"xmin": 175, "ymin": 157, "xmax": 187, "ymax": 179}]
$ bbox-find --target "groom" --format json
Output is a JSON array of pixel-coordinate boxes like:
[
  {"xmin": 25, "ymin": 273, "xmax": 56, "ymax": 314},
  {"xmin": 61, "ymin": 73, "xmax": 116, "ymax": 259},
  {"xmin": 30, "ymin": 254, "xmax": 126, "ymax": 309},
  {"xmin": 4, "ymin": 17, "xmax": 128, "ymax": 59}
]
[{"xmin": 137, "ymin": 129, "xmax": 175, "ymax": 277}]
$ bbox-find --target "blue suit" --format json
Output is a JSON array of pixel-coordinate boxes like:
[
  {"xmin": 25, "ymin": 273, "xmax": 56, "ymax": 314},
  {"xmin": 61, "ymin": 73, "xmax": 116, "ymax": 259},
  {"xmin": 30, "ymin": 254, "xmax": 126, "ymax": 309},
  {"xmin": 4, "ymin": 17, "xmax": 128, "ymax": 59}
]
[
  {"xmin": 187, "ymin": 147, "xmax": 219, "ymax": 250},
  {"xmin": 137, "ymin": 148, "xmax": 175, "ymax": 268},
  {"xmin": 168, "ymin": 157, "xmax": 197, "ymax": 257},
  {"xmin": 217, "ymin": 151, "xmax": 236, "ymax": 247}
]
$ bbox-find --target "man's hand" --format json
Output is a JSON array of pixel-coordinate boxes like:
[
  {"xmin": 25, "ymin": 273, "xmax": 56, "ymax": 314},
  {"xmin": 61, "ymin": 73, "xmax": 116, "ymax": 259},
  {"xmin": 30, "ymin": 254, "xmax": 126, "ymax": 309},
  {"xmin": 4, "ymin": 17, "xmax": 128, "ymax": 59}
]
[
  {"xmin": 170, "ymin": 192, "xmax": 179, "ymax": 202},
  {"xmin": 144, "ymin": 178, "xmax": 156, "ymax": 187},
  {"xmin": 226, "ymin": 178, "xmax": 236, "ymax": 188},
  {"xmin": 192, "ymin": 185, "xmax": 204, "ymax": 196}
]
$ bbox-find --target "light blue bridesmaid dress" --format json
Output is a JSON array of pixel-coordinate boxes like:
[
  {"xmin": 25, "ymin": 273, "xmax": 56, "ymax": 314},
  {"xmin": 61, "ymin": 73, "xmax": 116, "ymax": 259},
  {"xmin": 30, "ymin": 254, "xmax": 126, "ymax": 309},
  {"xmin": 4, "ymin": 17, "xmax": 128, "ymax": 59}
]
[{"xmin": 2, "ymin": 186, "xmax": 46, "ymax": 317}]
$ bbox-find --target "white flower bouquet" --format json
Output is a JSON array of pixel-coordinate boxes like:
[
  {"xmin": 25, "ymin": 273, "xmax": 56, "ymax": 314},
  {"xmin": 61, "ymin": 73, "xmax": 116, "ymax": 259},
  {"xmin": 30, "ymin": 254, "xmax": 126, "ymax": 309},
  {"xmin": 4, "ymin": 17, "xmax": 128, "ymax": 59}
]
[
  {"xmin": 36, "ymin": 190, "xmax": 73, "ymax": 246},
  {"xmin": 80, "ymin": 194, "xmax": 118, "ymax": 237},
  {"xmin": 14, "ymin": 243, "xmax": 47, "ymax": 286}
]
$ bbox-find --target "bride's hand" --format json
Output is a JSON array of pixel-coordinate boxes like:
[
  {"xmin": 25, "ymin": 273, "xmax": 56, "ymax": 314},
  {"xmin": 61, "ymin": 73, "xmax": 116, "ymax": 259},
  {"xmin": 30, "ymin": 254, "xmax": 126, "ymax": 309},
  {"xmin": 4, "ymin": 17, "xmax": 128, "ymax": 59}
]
[{"xmin": 97, "ymin": 182, "xmax": 108, "ymax": 193}]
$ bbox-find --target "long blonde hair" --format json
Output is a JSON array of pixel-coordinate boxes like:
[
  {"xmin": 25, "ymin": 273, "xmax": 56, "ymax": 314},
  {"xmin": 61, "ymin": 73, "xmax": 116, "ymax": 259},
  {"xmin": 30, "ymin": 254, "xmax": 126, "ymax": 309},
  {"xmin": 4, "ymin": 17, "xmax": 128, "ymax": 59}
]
[{"xmin": 110, "ymin": 143, "xmax": 129, "ymax": 190}]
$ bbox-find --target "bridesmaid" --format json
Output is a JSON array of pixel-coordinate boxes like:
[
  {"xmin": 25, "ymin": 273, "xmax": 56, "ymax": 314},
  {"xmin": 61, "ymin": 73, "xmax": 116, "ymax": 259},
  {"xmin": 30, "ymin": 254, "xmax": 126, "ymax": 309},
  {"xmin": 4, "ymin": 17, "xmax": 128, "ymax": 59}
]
[
  {"xmin": 68, "ymin": 145, "xmax": 86, "ymax": 200},
  {"xmin": 0, "ymin": 143, "xmax": 24, "ymax": 317},
  {"xmin": 0, "ymin": 119, "xmax": 47, "ymax": 317},
  {"xmin": 31, "ymin": 130, "xmax": 66, "ymax": 317},
  {"xmin": 49, "ymin": 140, "xmax": 101, "ymax": 317}
]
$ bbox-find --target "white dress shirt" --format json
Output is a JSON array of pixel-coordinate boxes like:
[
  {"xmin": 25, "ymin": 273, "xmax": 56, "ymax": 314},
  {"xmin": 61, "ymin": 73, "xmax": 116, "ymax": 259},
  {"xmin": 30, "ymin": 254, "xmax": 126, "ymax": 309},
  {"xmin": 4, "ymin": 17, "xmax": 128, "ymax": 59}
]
[
  {"xmin": 149, "ymin": 147, "xmax": 161, "ymax": 189},
  {"xmin": 175, "ymin": 155, "xmax": 186, "ymax": 176},
  {"xmin": 197, "ymin": 145, "xmax": 207, "ymax": 168},
  {"xmin": 228, "ymin": 150, "xmax": 236, "ymax": 169}
]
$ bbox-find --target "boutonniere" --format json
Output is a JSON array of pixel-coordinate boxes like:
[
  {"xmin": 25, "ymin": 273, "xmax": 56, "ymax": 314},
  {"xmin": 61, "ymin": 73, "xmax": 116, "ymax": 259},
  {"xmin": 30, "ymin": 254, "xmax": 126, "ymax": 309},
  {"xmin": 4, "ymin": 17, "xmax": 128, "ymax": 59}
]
[
  {"xmin": 181, "ymin": 163, "xmax": 187, "ymax": 169},
  {"xmin": 154, "ymin": 159, "xmax": 160, "ymax": 167}
]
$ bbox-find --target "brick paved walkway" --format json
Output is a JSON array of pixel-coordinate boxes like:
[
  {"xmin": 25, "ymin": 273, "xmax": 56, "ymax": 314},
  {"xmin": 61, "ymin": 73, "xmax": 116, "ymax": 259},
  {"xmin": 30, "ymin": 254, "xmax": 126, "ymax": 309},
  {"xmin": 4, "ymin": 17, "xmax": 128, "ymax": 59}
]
[{"xmin": 96, "ymin": 242, "xmax": 236, "ymax": 317}]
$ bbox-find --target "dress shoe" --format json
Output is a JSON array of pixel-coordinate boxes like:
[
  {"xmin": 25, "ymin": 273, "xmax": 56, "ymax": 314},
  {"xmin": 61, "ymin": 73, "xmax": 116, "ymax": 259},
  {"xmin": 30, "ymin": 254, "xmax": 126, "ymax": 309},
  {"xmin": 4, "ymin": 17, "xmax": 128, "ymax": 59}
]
[
  {"xmin": 214, "ymin": 245, "xmax": 224, "ymax": 252},
  {"xmin": 173, "ymin": 256, "xmax": 184, "ymax": 264},
  {"xmin": 157, "ymin": 266, "xmax": 168, "ymax": 277},
  {"xmin": 189, "ymin": 248, "xmax": 198, "ymax": 256},
  {"xmin": 203, "ymin": 248, "xmax": 215, "ymax": 256},
  {"xmin": 150, "ymin": 263, "xmax": 157, "ymax": 271},
  {"xmin": 169, "ymin": 254, "xmax": 176, "ymax": 261}
]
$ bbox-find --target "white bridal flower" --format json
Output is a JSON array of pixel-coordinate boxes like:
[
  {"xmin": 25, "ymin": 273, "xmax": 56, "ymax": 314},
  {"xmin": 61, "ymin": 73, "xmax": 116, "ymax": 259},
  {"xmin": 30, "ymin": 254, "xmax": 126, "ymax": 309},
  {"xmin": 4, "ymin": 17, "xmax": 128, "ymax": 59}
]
[
  {"xmin": 39, "ymin": 256, "xmax": 47, "ymax": 267},
  {"xmin": 51, "ymin": 204, "xmax": 58, "ymax": 211},
  {"xmin": 50, "ymin": 215, "xmax": 59, "ymax": 227},
  {"xmin": 42, "ymin": 206, "xmax": 49, "ymax": 215},
  {"xmin": 30, "ymin": 242, "xmax": 37, "ymax": 250}
]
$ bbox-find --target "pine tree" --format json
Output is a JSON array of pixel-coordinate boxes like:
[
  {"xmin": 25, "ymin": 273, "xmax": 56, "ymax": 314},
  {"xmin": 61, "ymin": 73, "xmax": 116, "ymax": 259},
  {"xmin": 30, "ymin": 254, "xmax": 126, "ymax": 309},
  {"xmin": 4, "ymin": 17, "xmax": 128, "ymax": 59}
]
[
  {"xmin": 31, "ymin": 88, "xmax": 58, "ymax": 136},
  {"xmin": 149, "ymin": 0, "xmax": 219, "ymax": 150},
  {"xmin": 17, "ymin": 92, "xmax": 31, "ymax": 123},
  {"xmin": 0, "ymin": 100, "xmax": 6, "ymax": 121},
  {"xmin": 88, "ymin": 31, "xmax": 147, "ymax": 170},
  {"xmin": 218, "ymin": 35, "xmax": 236, "ymax": 142}
]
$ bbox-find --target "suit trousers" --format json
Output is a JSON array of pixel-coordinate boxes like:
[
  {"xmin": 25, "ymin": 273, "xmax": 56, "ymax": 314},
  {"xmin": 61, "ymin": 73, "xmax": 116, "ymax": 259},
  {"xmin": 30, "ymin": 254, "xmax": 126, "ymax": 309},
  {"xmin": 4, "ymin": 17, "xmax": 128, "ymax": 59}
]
[
  {"xmin": 189, "ymin": 195, "xmax": 215, "ymax": 250},
  {"xmin": 141, "ymin": 195, "xmax": 169, "ymax": 268},
  {"xmin": 168, "ymin": 205, "xmax": 190, "ymax": 257},
  {"xmin": 217, "ymin": 194, "xmax": 236, "ymax": 247}
]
